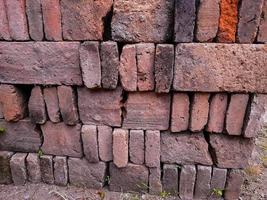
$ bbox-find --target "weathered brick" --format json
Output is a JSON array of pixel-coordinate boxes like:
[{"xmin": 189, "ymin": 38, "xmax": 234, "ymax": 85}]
[
  {"xmin": 194, "ymin": 166, "xmax": 212, "ymax": 199},
  {"xmin": 189, "ymin": 93, "xmax": 210, "ymax": 132},
  {"xmin": 28, "ymin": 86, "xmax": 47, "ymax": 124},
  {"xmin": 174, "ymin": 0, "xmax": 196, "ymax": 42},
  {"xmin": 0, "ymin": 0, "xmax": 11, "ymax": 40},
  {"xmin": 237, "ymin": 0, "xmax": 264, "ymax": 43},
  {"xmin": 54, "ymin": 156, "xmax": 68, "ymax": 186},
  {"xmin": 145, "ymin": 130, "xmax": 160, "ymax": 168},
  {"xmin": 0, "ymin": 119, "xmax": 41, "ymax": 152},
  {"xmin": 119, "ymin": 45, "xmax": 137, "ymax": 91},
  {"xmin": 149, "ymin": 167, "xmax": 162, "ymax": 195},
  {"xmin": 113, "ymin": 129, "xmax": 128, "ymax": 168},
  {"xmin": 112, "ymin": 0, "xmax": 174, "ymax": 42},
  {"xmin": 224, "ymin": 169, "xmax": 244, "ymax": 200},
  {"xmin": 58, "ymin": 86, "xmax": 79, "ymax": 125},
  {"xmin": 26, "ymin": 0, "xmax": 43, "ymax": 41},
  {"xmin": 179, "ymin": 165, "xmax": 196, "ymax": 200},
  {"xmin": 162, "ymin": 164, "xmax": 179, "ymax": 195},
  {"xmin": 196, "ymin": 0, "xmax": 220, "ymax": 42},
  {"xmin": 257, "ymin": 0, "xmax": 267, "ymax": 42},
  {"xmin": 82, "ymin": 125, "xmax": 99, "ymax": 163},
  {"xmin": 210, "ymin": 168, "xmax": 227, "ymax": 199},
  {"xmin": 0, "ymin": 104, "xmax": 3, "ymax": 119},
  {"xmin": 5, "ymin": 0, "xmax": 29, "ymax": 40},
  {"xmin": 136, "ymin": 43, "xmax": 155, "ymax": 91},
  {"xmin": 226, "ymin": 94, "xmax": 249, "ymax": 135},
  {"xmin": 0, "ymin": 42, "xmax": 82, "ymax": 85},
  {"xmin": 43, "ymin": 87, "xmax": 61, "ymax": 123},
  {"xmin": 80, "ymin": 42, "xmax": 101, "ymax": 89},
  {"xmin": 173, "ymin": 44, "xmax": 267, "ymax": 93},
  {"xmin": 123, "ymin": 92, "xmax": 171, "ymax": 130},
  {"xmin": 129, "ymin": 130, "xmax": 144, "ymax": 165},
  {"xmin": 41, "ymin": 0, "xmax": 62, "ymax": 41},
  {"xmin": 109, "ymin": 163, "xmax": 149, "ymax": 193},
  {"xmin": 217, "ymin": 0, "xmax": 239, "ymax": 43},
  {"xmin": 26, "ymin": 153, "xmax": 41, "ymax": 183},
  {"xmin": 61, "ymin": 0, "xmax": 112, "ymax": 40},
  {"xmin": 98, "ymin": 125, "xmax": 113, "ymax": 162},
  {"xmin": 0, "ymin": 84, "xmax": 27, "ymax": 122},
  {"xmin": 78, "ymin": 87, "xmax": 122, "ymax": 127},
  {"xmin": 10, "ymin": 153, "xmax": 27, "ymax": 185},
  {"xmin": 68, "ymin": 158, "xmax": 106, "ymax": 189},
  {"xmin": 155, "ymin": 44, "xmax": 174, "ymax": 93},
  {"xmin": 40, "ymin": 155, "xmax": 54, "ymax": 184},
  {"xmin": 41, "ymin": 122, "xmax": 82, "ymax": 157},
  {"xmin": 209, "ymin": 134, "xmax": 253, "ymax": 168},
  {"xmin": 206, "ymin": 93, "xmax": 228, "ymax": 133},
  {"xmin": 161, "ymin": 132, "xmax": 212, "ymax": 165},
  {"xmin": 0, "ymin": 151, "xmax": 13, "ymax": 184},
  {"xmin": 171, "ymin": 93, "xmax": 190, "ymax": 132}
]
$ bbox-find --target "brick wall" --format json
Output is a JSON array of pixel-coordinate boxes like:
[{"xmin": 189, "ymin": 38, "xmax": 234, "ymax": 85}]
[{"xmin": 0, "ymin": 0, "xmax": 267, "ymax": 199}]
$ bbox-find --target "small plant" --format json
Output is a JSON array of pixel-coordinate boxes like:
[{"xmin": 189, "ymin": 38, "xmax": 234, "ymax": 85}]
[
  {"xmin": 136, "ymin": 182, "xmax": 149, "ymax": 190},
  {"xmin": 97, "ymin": 191, "xmax": 105, "ymax": 200},
  {"xmin": 37, "ymin": 149, "xmax": 43, "ymax": 158},
  {"xmin": 245, "ymin": 165, "xmax": 263, "ymax": 176},
  {"xmin": 130, "ymin": 194, "xmax": 140, "ymax": 200},
  {"xmin": 159, "ymin": 191, "xmax": 171, "ymax": 199},
  {"xmin": 0, "ymin": 127, "xmax": 5, "ymax": 135},
  {"xmin": 105, "ymin": 175, "xmax": 110, "ymax": 185},
  {"xmin": 211, "ymin": 188, "xmax": 223, "ymax": 197}
]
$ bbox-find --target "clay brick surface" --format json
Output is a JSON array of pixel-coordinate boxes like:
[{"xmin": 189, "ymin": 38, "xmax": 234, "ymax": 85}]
[
  {"xmin": 194, "ymin": 166, "xmax": 212, "ymax": 199},
  {"xmin": 210, "ymin": 168, "xmax": 227, "ymax": 199},
  {"xmin": 173, "ymin": 43, "xmax": 267, "ymax": 93},
  {"xmin": 129, "ymin": 130, "xmax": 144, "ymax": 165},
  {"xmin": 40, "ymin": 155, "xmax": 54, "ymax": 184},
  {"xmin": 149, "ymin": 167, "xmax": 162, "ymax": 195},
  {"xmin": 162, "ymin": 164, "xmax": 179, "ymax": 195},
  {"xmin": 0, "ymin": 151, "xmax": 13, "ymax": 184},
  {"xmin": 113, "ymin": 129, "xmax": 128, "ymax": 168},
  {"xmin": 43, "ymin": 87, "xmax": 61, "ymax": 123},
  {"xmin": 98, "ymin": 125, "xmax": 113, "ymax": 162},
  {"xmin": 179, "ymin": 165, "xmax": 196, "ymax": 200},
  {"xmin": 82, "ymin": 125, "xmax": 99, "ymax": 163},
  {"xmin": 224, "ymin": 169, "xmax": 245, "ymax": 200},
  {"xmin": 0, "ymin": 0, "xmax": 11, "ymax": 40},
  {"xmin": 53, "ymin": 156, "xmax": 68, "ymax": 186},
  {"xmin": 26, "ymin": 153, "xmax": 41, "ymax": 183},
  {"xmin": 10, "ymin": 153, "xmax": 27, "ymax": 185},
  {"xmin": 258, "ymin": 0, "xmax": 267, "ymax": 42},
  {"xmin": 145, "ymin": 130, "xmax": 160, "ymax": 168}
]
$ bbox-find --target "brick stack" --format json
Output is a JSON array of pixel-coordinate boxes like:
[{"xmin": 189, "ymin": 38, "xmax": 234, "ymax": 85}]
[{"xmin": 0, "ymin": 0, "xmax": 267, "ymax": 200}]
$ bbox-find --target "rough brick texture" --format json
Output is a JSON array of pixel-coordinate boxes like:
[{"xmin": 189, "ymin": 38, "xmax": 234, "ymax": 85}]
[
  {"xmin": 129, "ymin": 130, "xmax": 144, "ymax": 165},
  {"xmin": 257, "ymin": 0, "xmax": 267, "ymax": 42},
  {"xmin": 0, "ymin": 0, "xmax": 11, "ymax": 40},
  {"xmin": 82, "ymin": 125, "xmax": 99, "ymax": 163},
  {"xmin": 145, "ymin": 130, "xmax": 160, "ymax": 167},
  {"xmin": 0, "ymin": 151, "xmax": 13, "ymax": 184},
  {"xmin": 98, "ymin": 126, "xmax": 113, "ymax": 162},
  {"xmin": 26, "ymin": 153, "xmax": 41, "ymax": 183},
  {"xmin": 179, "ymin": 165, "xmax": 196, "ymax": 200},
  {"xmin": 113, "ymin": 129, "xmax": 128, "ymax": 168},
  {"xmin": 194, "ymin": 166, "xmax": 212, "ymax": 199},
  {"xmin": 224, "ymin": 169, "xmax": 245, "ymax": 200},
  {"xmin": 162, "ymin": 164, "xmax": 179, "ymax": 195},
  {"xmin": 43, "ymin": 87, "xmax": 61, "ymax": 123},
  {"xmin": 149, "ymin": 167, "xmax": 162, "ymax": 195},
  {"xmin": 10, "ymin": 153, "xmax": 27, "ymax": 185},
  {"xmin": 53, "ymin": 156, "xmax": 68, "ymax": 186},
  {"xmin": 40, "ymin": 155, "xmax": 54, "ymax": 184},
  {"xmin": 210, "ymin": 168, "xmax": 227, "ymax": 199}
]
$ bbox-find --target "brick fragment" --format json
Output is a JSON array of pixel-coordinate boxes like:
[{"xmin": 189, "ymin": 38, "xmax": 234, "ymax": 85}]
[
  {"xmin": 82, "ymin": 125, "xmax": 99, "ymax": 163},
  {"xmin": 54, "ymin": 156, "xmax": 68, "ymax": 186},
  {"xmin": 210, "ymin": 168, "xmax": 227, "ymax": 199},
  {"xmin": 40, "ymin": 155, "xmax": 54, "ymax": 184},
  {"xmin": 224, "ymin": 169, "xmax": 244, "ymax": 200},
  {"xmin": 162, "ymin": 164, "xmax": 179, "ymax": 195},
  {"xmin": 194, "ymin": 165, "xmax": 212, "ymax": 199},
  {"xmin": 129, "ymin": 130, "xmax": 144, "ymax": 165},
  {"xmin": 58, "ymin": 86, "xmax": 79, "ymax": 125},
  {"xmin": 98, "ymin": 125, "xmax": 113, "ymax": 162},
  {"xmin": 149, "ymin": 167, "xmax": 162, "ymax": 195},
  {"xmin": 10, "ymin": 153, "xmax": 27, "ymax": 185},
  {"xmin": 179, "ymin": 165, "xmax": 196, "ymax": 200},
  {"xmin": 80, "ymin": 42, "xmax": 101, "ymax": 89},
  {"xmin": 113, "ymin": 129, "xmax": 128, "ymax": 168},
  {"xmin": 257, "ymin": 0, "xmax": 267, "ymax": 42},
  {"xmin": 0, "ymin": 0, "xmax": 11, "ymax": 40},
  {"xmin": 26, "ymin": 153, "xmax": 41, "ymax": 183},
  {"xmin": 155, "ymin": 44, "xmax": 174, "ymax": 93},
  {"xmin": 43, "ymin": 87, "xmax": 61, "ymax": 123},
  {"xmin": 145, "ymin": 130, "xmax": 160, "ymax": 168},
  {"xmin": 0, "ymin": 151, "xmax": 13, "ymax": 184},
  {"xmin": 226, "ymin": 94, "xmax": 249, "ymax": 135}
]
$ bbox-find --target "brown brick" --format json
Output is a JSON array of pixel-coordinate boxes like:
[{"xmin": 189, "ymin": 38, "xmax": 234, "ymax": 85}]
[
  {"xmin": 155, "ymin": 44, "xmax": 174, "ymax": 93},
  {"xmin": 28, "ymin": 86, "xmax": 47, "ymax": 124},
  {"xmin": 58, "ymin": 86, "xmax": 79, "ymax": 125},
  {"xmin": 136, "ymin": 43, "xmax": 155, "ymax": 91},
  {"xmin": 0, "ymin": 42, "xmax": 82, "ymax": 85},
  {"xmin": 257, "ymin": 0, "xmax": 267, "ymax": 42},
  {"xmin": 0, "ymin": 102, "xmax": 3, "ymax": 119},
  {"xmin": 40, "ymin": 155, "xmax": 54, "ymax": 184},
  {"xmin": 161, "ymin": 132, "xmax": 212, "ymax": 165},
  {"xmin": 100, "ymin": 42, "xmax": 119, "ymax": 89},
  {"xmin": 226, "ymin": 94, "xmax": 249, "ymax": 135},
  {"xmin": 162, "ymin": 164, "xmax": 179, "ymax": 195},
  {"xmin": 26, "ymin": 0, "xmax": 43, "ymax": 41},
  {"xmin": 145, "ymin": 130, "xmax": 160, "ymax": 168},
  {"xmin": 0, "ymin": 84, "xmax": 27, "ymax": 122},
  {"xmin": 61, "ymin": 0, "xmax": 112, "ymax": 40},
  {"xmin": 194, "ymin": 166, "xmax": 212, "ymax": 199},
  {"xmin": 123, "ymin": 92, "xmax": 171, "ymax": 130},
  {"xmin": 82, "ymin": 125, "xmax": 99, "ymax": 163},
  {"xmin": 113, "ymin": 129, "xmax": 128, "ymax": 168},
  {"xmin": 224, "ymin": 169, "xmax": 244, "ymax": 200},
  {"xmin": 98, "ymin": 125, "xmax": 113, "ymax": 162},
  {"xmin": 43, "ymin": 87, "xmax": 61, "ymax": 123},
  {"xmin": 80, "ymin": 42, "xmax": 101, "ymax": 89},
  {"xmin": 206, "ymin": 93, "xmax": 228, "ymax": 133},
  {"xmin": 210, "ymin": 168, "xmax": 227, "ymax": 199},
  {"xmin": 149, "ymin": 167, "xmax": 162, "ymax": 195},
  {"xmin": 171, "ymin": 93, "xmax": 190, "ymax": 132},
  {"xmin": 78, "ymin": 87, "xmax": 122, "ymax": 127},
  {"xmin": 10, "ymin": 153, "xmax": 27, "ymax": 185},
  {"xmin": 41, "ymin": 0, "xmax": 62, "ymax": 41},
  {"xmin": 189, "ymin": 93, "xmax": 210, "ymax": 132},
  {"xmin": 129, "ymin": 130, "xmax": 144, "ymax": 165},
  {"xmin": 53, "ymin": 156, "xmax": 68, "ymax": 186},
  {"xmin": 179, "ymin": 165, "xmax": 196, "ymax": 200},
  {"xmin": 0, "ymin": 0, "xmax": 11, "ymax": 40},
  {"xmin": 0, "ymin": 151, "xmax": 13, "ymax": 184},
  {"xmin": 26, "ymin": 153, "xmax": 41, "ymax": 183},
  {"xmin": 119, "ymin": 45, "xmax": 137, "ymax": 91},
  {"xmin": 210, "ymin": 134, "xmax": 253, "ymax": 168},
  {"xmin": 173, "ymin": 44, "xmax": 267, "ymax": 93},
  {"xmin": 41, "ymin": 122, "xmax": 82, "ymax": 157},
  {"xmin": 112, "ymin": 0, "xmax": 174, "ymax": 42},
  {"xmin": 5, "ymin": 0, "xmax": 29, "ymax": 40}
]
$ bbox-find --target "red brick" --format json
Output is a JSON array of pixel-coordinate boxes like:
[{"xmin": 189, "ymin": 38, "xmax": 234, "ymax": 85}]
[
  {"xmin": 257, "ymin": 0, "xmax": 267, "ymax": 42},
  {"xmin": 82, "ymin": 125, "xmax": 99, "ymax": 163},
  {"xmin": 0, "ymin": 151, "xmax": 13, "ymax": 184},
  {"xmin": 179, "ymin": 165, "xmax": 196, "ymax": 200},
  {"xmin": 162, "ymin": 164, "xmax": 179, "ymax": 195},
  {"xmin": 43, "ymin": 87, "xmax": 61, "ymax": 123},
  {"xmin": 58, "ymin": 86, "xmax": 79, "ymax": 125},
  {"xmin": 53, "ymin": 156, "xmax": 68, "ymax": 186},
  {"xmin": 28, "ymin": 86, "xmax": 47, "ymax": 124},
  {"xmin": 190, "ymin": 93, "xmax": 210, "ymax": 132},
  {"xmin": 224, "ymin": 169, "xmax": 244, "ymax": 200},
  {"xmin": 80, "ymin": 42, "xmax": 101, "ymax": 89},
  {"xmin": 129, "ymin": 130, "xmax": 144, "ymax": 165},
  {"xmin": 210, "ymin": 168, "xmax": 227, "ymax": 199},
  {"xmin": 41, "ymin": 122, "xmax": 82, "ymax": 157},
  {"xmin": 155, "ymin": 44, "xmax": 174, "ymax": 93},
  {"xmin": 206, "ymin": 93, "xmax": 228, "ymax": 133},
  {"xmin": 145, "ymin": 130, "xmax": 160, "ymax": 168},
  {"xmin": 136, "ymin": 43, "xmax": 155, "ymax": 91},
  {"xmin": 26, "ymin": 0, "xmax": 43, "ymax": 41},
  {"xmin": 61, "ymin": 0, "xmax": 113, "ymax": 40},
  {"xmin": 10, "ymin": 153, "xmax": 27, "ymax": 185},
  {"xmin": 113, "ymin": 129, "xmax": 128, "ymax": 168},
  {"xmin": 26, "ymin": 153, "xmax": 41, "ymax": 183},
  {"xmin": 119, "ymin": 45, "xmax": 137, "ymax": 91},
  {"xmin": 0, "ymin": 105, "xmax": 3, "ymax": 119},
  {"xmin": 194, "ymin": 166, "xmax": 212, "ymax": 199},
  {"xmin": 0, "ymin": 0, "xmax": 11, "ymax": 40},
  {"xmin": 98, "ymin": 125, "xmax": 113, "ymax": 162},
  {"xmin": 171, "ymin": 93, "xmax": 190, "ymax": 132},
  {"xmin": 78, "ymin": 87, "xmax": 122, "ymax": 127},
  {"xmin": 149, "ymin": 167, "xmax": 162, "ymax": 195},
  {"xmin": 40, "ymin": 155, "xmax": 54, "ymax": 184},
  {"xmin": 41, "ymin": 0, "xmax": 62, "ymax": 41},
  {"xmin": 226, "ymin": 94, "xmax": 249, "ymax": 135},
  {"xmin": 0, "ymin": 84, "xmax": 27, "ymax": 122},
  {"xmin": 123, "ymin": 92, "xmax": 171, "ymax": 130}
]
